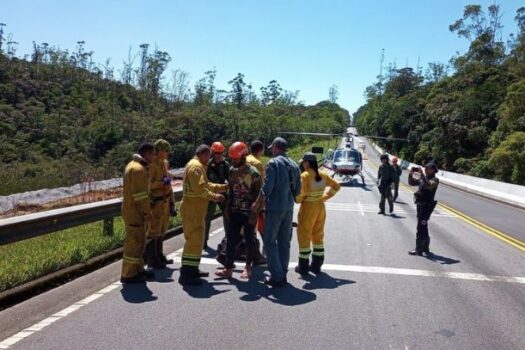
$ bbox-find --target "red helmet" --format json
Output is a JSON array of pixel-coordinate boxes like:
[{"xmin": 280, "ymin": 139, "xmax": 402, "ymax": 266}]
[
  {"xmin": 210, "ymin": 142, "xmax": 225, "ymax": 153},
  {"xmin": 228, "ymin": 142, "xmax": 249, "ymax": 160}
]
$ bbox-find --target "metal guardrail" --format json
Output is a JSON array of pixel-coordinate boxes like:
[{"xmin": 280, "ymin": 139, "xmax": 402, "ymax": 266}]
[{"xmin": 0, "ymin": 191, "xmax": 183, "ymax": 246}]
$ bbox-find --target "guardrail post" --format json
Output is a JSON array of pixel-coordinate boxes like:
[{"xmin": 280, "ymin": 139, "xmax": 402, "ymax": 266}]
[{"xmin": 103, "ymin": 218, "xmax": 114, "ymax": 236}]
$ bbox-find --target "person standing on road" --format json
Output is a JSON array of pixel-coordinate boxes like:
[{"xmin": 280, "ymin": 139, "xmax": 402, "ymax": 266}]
[
  {"xmin": 295, "ymin": 152, "xmax": 340, "ymax": 275},
  {"xmin": 377, "ymin": 154, "xmax": 396, "ymax": 215},
  {"xmin": 179, "ymin": 145, "xmax": 227, "ymax": 286},
  {"xmin": 246, "ymin": 140, "xmax": 267, "ymax": 265},
  {"xmin": 252, "ymin": 137, "xmax": 301, "ymax": 287},
  {"xmin": 145, "ymin": 139, "xmax": 176, "ymax": 269},
  {"xmin": 121, "ymin": 143, "xmax": 156, "ymax": 284},
  {"xmin": 408, "ymin": 162, "xmax": 439, "ymax": 256},
  {"xmin": 204, "ymin": 142, "xmax": 230, "ymax": 249},
  {"xmin": 215, "ymin": 142, "xmax": 262, "ymax": 279},
  {"xmin": 392, "ymin": 157, "xmax": 402, "ymax": 202}
]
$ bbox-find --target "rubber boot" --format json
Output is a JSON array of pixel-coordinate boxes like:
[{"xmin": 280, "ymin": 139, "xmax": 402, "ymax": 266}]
[
  {"xmin": 295, "ymin": 258, "xmax": 309, "ymax": 275},
  {"xmin": 310, "ymin": 255, "xmax": 324, "ymax": 274},
  {"xmin": 157, "ymin": 238, "xmax": 174, "ymax": 264},
  {"xmin": 146, "ymin": 240, "xmax": 166, "ymax": 269},
  {"xmin": 178, "ymin": 266, "xmax": 202, "ymax": 286}
]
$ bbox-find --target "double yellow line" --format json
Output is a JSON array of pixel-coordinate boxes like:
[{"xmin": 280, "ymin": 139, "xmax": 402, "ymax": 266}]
[{"xmin": 366, "ymin": 154, "xmax": 525, "ymax": 252}]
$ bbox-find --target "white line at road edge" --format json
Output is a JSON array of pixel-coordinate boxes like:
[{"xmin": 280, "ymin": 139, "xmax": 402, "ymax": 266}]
[
  {"xmin": 193, "ymin": 257, "xmax": 525, "ymax": 285},
  {"xmin": 0, "ymin": 228, "xmax": 225, "ymax": 349}
]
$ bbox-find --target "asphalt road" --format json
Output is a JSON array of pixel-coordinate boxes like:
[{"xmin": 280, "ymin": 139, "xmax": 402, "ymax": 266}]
[{"xmin": 1, "ymin": 138, "xmax": 524, "ymax": 350}]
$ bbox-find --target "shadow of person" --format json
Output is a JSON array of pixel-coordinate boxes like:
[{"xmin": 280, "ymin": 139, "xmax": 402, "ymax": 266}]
[
  {"xmin": 226, "ymin": 268, "xmax": 316, "ymax": 306},
  {"xmin": 181, "ymin": 280, "xmax": 231, "ymax": 299},
  {"xmin": 154, "ymin": 267, "xmax": 177, "ymax": 283},
  {"xmin": 202, "ymin": 247, "xmax": 218, "ymax": 258},
  {"xmin": 120, "ymin": 283, "xmax": 158, "ymax": 304},
  {"xmin": 394, "ymin": 200, "xmax": 408, "ymax": 205},
  {"xmin": 389, "ymin": 213, "xmax": 406, "ymax": 219},
  {"xmin": 301, "ymin": 272, "xmax": 356, "ymax": 290},
  {"xmin": 425, "ymin": 252, "xmax": 461, "ymax": 265}
]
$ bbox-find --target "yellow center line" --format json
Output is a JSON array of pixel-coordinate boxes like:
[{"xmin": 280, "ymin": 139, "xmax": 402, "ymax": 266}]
[{"xmin": 365, "ymin": 153, "xmax": 525, "ymax": 252}]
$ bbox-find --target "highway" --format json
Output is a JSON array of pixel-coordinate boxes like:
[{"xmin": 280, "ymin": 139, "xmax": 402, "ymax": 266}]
[{"xmin": 0, "ymin": 134, "xmax": 524, "ymax": 350}]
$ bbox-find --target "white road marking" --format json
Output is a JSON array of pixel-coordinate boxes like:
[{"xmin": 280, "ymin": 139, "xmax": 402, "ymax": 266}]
[
  {"xmin": 358, "ymin": 201, "xmax": 365, "ymax": 216},
  {"xmin": 188, "ymin": 257, "xmax": 525, "ymax": 285},
  {"xmin": 0, "ymin": 282, "xmax": 121, "ymax": 349},
  {"xmin": 0, "ymin": 227, "xmax": 225, "ymax": 349}
]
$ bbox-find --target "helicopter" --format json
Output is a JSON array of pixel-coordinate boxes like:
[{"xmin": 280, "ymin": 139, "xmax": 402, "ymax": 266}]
[{"xmin": 277, "ymin": 131, "xmax": 366, "ymax": 185}]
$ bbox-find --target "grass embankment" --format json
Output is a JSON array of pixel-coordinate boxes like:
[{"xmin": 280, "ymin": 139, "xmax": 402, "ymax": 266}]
[{"xmin": 0, "ymin": 205, "xmax": 182, "ymax": 293}]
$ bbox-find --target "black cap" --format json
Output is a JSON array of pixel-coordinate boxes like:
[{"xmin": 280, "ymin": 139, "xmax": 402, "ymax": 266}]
[
  {"xmin": 195, "ymin": 144, "xmax": 211, "ymax": 155},
  {"xmin": 268, "ymin": 137, "xmax": 287, "ymax": 151},
  {"xmin": 302, "ymin": 152, "xmax": 317, "ymax": 162},
  {"xmin": 424, "ymin": 161, "xmax": 438, "ymax": 171}
]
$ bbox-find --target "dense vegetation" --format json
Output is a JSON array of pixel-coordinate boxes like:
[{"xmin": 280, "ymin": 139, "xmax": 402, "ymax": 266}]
[
  {"xmin": 0, "ymin": 26, "xmax": 348, "ymax": 195},
  {"xmin": 354, "ymin": 5, "xmax": 525, "ymax": 185}
]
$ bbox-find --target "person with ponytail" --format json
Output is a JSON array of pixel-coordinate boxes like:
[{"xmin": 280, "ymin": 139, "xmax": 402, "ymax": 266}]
[{"xmin": 295, "ymin": 152, "xmax": 340, "ymax": 275}]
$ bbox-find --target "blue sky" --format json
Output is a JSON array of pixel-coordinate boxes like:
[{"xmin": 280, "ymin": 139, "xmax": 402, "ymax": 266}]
[{"xmin": 2, "ymin": 0, "xmax": 523, "ymax": 113}]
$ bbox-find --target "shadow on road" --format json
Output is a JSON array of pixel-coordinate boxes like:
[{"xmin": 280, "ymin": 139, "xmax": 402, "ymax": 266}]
[
  {"xmin": 219, "ymin": 268, "xmax": 316, "ymax": 306},
  {"xmin": 301, "ymin": 272, "xmax": 356, "ymax": 290},
  {"xmin": 202, "ymin": 247, "xmax": 218, "ymax": 258},
  {"xmin": 340, "ymin": 182, "xmax": 372, "ymax": 191},
  {"xmin": 120, "ymin": 284, "xmax": 158, "ymax": 304},
  {"xmin": 425, "ymin": 253, "xmax": 461, "ymax": 265},
  {"xmin": 154, "ymin": 267, "xmax": 177, "ymax": 283},
  {"xmin": 182, "ymin": 280, "xmax": 231, "ymax": 299},
  {"xmin": 389, "ymin": 213, "xmax": 406, "ymax": 219}
]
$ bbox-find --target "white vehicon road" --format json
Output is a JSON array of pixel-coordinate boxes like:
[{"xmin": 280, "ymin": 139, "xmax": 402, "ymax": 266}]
[{"xmin": 1, "ymin": 132, "xmax": 524, "ymax": 350}]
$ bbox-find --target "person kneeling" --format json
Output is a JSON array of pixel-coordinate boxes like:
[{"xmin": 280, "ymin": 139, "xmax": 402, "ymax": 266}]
[{"xmin": 215, "ymin": 142, "xmax": 262, "ymax": 279}]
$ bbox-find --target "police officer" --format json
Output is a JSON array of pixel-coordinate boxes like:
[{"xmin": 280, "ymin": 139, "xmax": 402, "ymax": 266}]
[
  {"xmin": 408, "ymin": 161, "xmax": 439, "ymax": 256},
  {"xmin": 377, "ymin": 154, "xmax": 396, "ymax": 214},
  {"xmin": 204, "ymin": 141, "xmax": 230, "ymax": 249},
  {"xmin": 392, "ymin": 157, "xmax": 402, "ymax": 202}
]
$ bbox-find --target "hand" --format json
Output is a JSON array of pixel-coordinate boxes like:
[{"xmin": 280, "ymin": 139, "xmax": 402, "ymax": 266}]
[{"xmin": 215, "ymin": 194, "xmax": 225, "ymax": 203}]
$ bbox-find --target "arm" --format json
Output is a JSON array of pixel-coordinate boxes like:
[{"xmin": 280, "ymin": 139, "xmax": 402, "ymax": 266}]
[
  {"xmin": 253, "ymin": 161, "xmax": 275, "ymax": 210},
  {"xmin": 322, "ymin": 172, "xmax": 341, "ymax": 201},
  {"xmin": 188, "ymin": 164, "xmax": 224, "ymax": 200},
  {"xmin": 408, "ymin": 168, "xmax": 422, "ymax": 186},
  {"xmin": 130, "ymin": 168, "xmax": 151, "ymax": 218},
  {"xmin": 295, "ymin": 172, "xmax": 309, "ymax": 203}
]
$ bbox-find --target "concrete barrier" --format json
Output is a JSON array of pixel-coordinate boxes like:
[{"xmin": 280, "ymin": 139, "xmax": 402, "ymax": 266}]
[{"xmin": 370, "ymin": 142, "xmax": 525, "ymax": 210}]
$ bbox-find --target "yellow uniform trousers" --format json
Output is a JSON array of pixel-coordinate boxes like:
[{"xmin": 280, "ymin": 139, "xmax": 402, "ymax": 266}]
[
  {"xmin": 297, "ymin": 202, "xmax": 326, "ymax": 259},
  {"xmin": 180, "ymin": 197, "xmax": 209, "ymax": 267},
  {"xmin": 122, "ymin": 222, "xmax": 147, "ymax": 278},
  {"xmin": 148, "ymin": 199, "xmax": 170, "ymax": 239}
]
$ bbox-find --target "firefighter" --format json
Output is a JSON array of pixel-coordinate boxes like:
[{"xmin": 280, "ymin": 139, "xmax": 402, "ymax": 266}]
[
  {"xmin": 392, "ymin": 157, "xmax": 402, "ymax": 202},
  {"xmin": 145, "ymin": 139, "xmax": 176, "ymax": 269},
  {"xmin": 295, "ymin": 152, "xmax": 340, "ymax": 275},
  {"xmin": 377, "ymin": 154, "xmax": 396, "ymax": 214},
  {"xmin": 408, "ymin": 162, "xmax": 440, "ymax": 256},
  {"xmin": 121, "ymin": 143, "xmax": 156, "ymax": 284},
  {"xmin": 179, "ymin": 144, "xmax": 228, "ymax": 286},
  {"xmin": 204, "ymin": 141, "xmax": 230, "ymax": 249},
  {"xmin": 215, "ymin": 142, "xmax": 262, "ymax": 279}
]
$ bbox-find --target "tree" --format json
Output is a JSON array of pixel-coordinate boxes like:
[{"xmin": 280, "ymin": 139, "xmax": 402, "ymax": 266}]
[
  {"xmin": 170, "ymin": 69, "xmax": 190, "ymax": 104},
  {"xmin": 228, "ymin": 73, "xmax": 247, "ymax": 109},
  {"xmin": 329, "ymin": 85, "xmax": 338, "ymax": 103}
]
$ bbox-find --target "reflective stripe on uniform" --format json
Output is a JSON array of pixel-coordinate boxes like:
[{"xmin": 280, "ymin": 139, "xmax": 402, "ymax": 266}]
[
  {"xmin": 123, "ymin": 255, "xmax": 143, "ymax": 265},
  {"xmin": 312, "ymin": 244, "xmax": 324, "ymax": 256},
  {"xmin": 132, "ymin": 191, "xmax": 149, "ymax": 201},
  {"xmin": 299, "ymin": 247, "xmax": 312, "ymax": 259},
  {"xmin": 328, "ymin": 188, "xmax": 337, "ymax": 195},
  {"xmin": 304, "ymin": 190, "xmax": 325, "ymax": 202},
  {"xmin": 182, "ymin": 254, "xmax": 201, "ymax": 267}
]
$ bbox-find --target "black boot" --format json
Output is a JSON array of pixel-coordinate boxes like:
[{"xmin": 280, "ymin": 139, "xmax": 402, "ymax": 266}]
[
  {"xmin": 156, "ymin": 238, "xmax": 174, "ymax": 264},
  {"xmin": 310, "ymin": 255, "xmax": 324, "ymax": 274},
  {"xmin": 146, "ymin": 239, "xmax": 166, "ymax": 269},
  {"xmin": 178, "ymin": 266, "xmax": 202, "ymax": 286},
  {"xmin": 295, "ymin": 258, "xmax": 309, "ymax": 275},
  {"xmin": 409, "ymin": 238, "xmax": 424, "ymax": 256},
  {"xmin": 423, "ymin": 237, "xmax": 431, "ymax": 255}
]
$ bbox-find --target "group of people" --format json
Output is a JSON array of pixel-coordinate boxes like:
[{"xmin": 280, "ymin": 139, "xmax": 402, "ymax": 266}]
[{"xmin": 120, "ymin": 135, "xmax": 440, "ymax": 286}]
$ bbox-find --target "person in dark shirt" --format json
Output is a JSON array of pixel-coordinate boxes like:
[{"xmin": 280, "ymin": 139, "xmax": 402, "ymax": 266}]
[
  {"xmin": 377, "ymin": 154, "xmax": 396, "ymax": 214},
  {"xmin": 215, "ymin": 142, "xmax": 262, "ymax": 279},
  {"xmin": 408, "ymin": 162, "xmax": 440, "ymax": 256},
  {"xmin": 392, "ymin": 157, "xmax": 402, "ymax": 202},
  {"xmin": 204, "ymin": 141, "xmax": 230, "ymax": 249}
]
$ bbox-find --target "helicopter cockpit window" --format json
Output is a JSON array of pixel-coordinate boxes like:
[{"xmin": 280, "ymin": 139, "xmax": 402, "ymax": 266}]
[{"xmin": 334, "ymin": 150, "xmax": 359, "ymax": 163}]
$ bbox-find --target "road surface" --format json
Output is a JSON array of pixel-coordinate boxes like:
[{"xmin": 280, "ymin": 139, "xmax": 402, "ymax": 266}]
[{"xmin": 0, "ymin": 135, "xmax": 524, "ymax": 350}]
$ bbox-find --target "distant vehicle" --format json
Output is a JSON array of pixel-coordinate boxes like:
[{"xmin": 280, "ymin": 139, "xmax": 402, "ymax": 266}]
[{"xmin": 324, "ymin": 148, "xmax": 365, "ymax": 184}]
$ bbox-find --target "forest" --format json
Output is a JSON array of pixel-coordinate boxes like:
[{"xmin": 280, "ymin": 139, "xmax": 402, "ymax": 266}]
[
  {"xmin": 0, "ymin": 24, "xmax": 348, "ymax": 195},
  {"xmin": 354, "ymin": 5, "xmax": 525, "ymax": 185}
]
